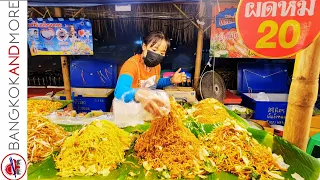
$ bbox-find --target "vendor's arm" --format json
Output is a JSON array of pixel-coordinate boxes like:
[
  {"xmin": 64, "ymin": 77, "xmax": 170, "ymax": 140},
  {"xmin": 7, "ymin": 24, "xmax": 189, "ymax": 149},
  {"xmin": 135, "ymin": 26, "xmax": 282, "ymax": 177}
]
[
  {"xmin": 157, "ymin": 78, "xmax": 172, "ymax": 89},
  {"xmin": 114, "ymin": 60, "xmax": 138, "ymax": 103},
  {"xmin": 114, "ymin": 74, "xmax": 137, "ymax": 103},
  {"xmin": 157, "ymin": 68, "xmax": 186, "ymax": 88},
  {"xmin": 156, "ymin": 64, "xmax": 172, "ymax": 89}
]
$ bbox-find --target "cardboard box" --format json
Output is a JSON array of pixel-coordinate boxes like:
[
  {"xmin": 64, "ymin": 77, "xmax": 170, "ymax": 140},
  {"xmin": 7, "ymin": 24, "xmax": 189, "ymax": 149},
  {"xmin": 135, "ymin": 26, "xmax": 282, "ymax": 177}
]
[
  {"xmin": 309, "ymin": 127, "xmax": 320, "ymax": 137},
  {"xmin": 311, "ymin": 115, "xmax": 320, "ymax": 129},
  {"xmin": 251, "ymin": 120, "xmax": 274, "ymax": 135},
  {"xmin": 164, "ymin": 87, "xmax": 197, "ymax": 102},
  {"xmin": 251, "ymin": 119, "xmax": 320, "ymax": 137}
]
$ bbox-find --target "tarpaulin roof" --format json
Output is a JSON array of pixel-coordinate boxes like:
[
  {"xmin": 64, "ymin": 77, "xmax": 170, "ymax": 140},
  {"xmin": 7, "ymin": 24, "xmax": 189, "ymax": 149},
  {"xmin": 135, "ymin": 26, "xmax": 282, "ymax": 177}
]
[{"xmin": 28, "ymin": 0, "xmax": 200, "ymax": 7}]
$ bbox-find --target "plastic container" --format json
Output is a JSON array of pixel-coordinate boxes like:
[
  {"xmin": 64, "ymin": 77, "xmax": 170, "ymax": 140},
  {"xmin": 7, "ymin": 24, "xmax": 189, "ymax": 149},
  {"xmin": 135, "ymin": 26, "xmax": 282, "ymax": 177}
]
[
  {"xmin": 238, "ymin": 62, "xmax": 289, "ymax": 136},
  {"xmin": 183, "ymin": 72, "xmax": 192, "ymax": 87},
  {"xmin": 160, "ymin": 69, "xmax": 173, "ymax": 77},
  {"xmin": 307, "ymin": 133, "xmax": 320, "ymax": 158},
  {"xmin": 226, "ymin": 105, "xmax": 254, "ymax": 119},
  {"xmin": 56, "ymin": 88, "xmax": 114, "ymax": 113},
  {"xmin": 70, "ymin": 58, "xmax": 117, "ymax": 88}
]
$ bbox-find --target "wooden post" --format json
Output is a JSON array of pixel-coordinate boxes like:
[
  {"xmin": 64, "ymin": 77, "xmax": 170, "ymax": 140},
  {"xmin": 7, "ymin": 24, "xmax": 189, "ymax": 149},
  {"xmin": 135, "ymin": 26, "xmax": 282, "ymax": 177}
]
[
  {"xmin": 54, "ymin": 7, "xmax": 72, "ymax": 108},
  {"xmin": 173, "ymin": 4, "xmax": 200, "ymax": 30},
  {"xmin": 193, "ymin": 2, "xmax": 205, "ymax": 89},
  {"xmin": 283, "ymin": 37, "xmax": 320, "ymax": 151}
]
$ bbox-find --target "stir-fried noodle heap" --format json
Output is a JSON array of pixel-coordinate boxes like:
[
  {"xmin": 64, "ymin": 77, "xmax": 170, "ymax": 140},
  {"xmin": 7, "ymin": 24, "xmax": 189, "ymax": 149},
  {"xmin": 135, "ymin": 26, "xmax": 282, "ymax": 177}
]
[
  {"xmin": 189, "ymin": 98, "xmax": 230, "ymax": 124},
  {"xmin": 200, "ymin": 121, "xmax": 288, "ymax": 180},
  {"xmin": 28, "ymin": 114, "xmax": 69, "ymax": 164},
  {"xmin": 54, "ymin": 120, "xmax": 132, "ymax": 177},
  {"xmin": 134, "ymin": 99, "xmax": 204, "ymax": 179},
  {"xmin": 28, "ymin": 99, "xmax": 63, "ymax": 115}
]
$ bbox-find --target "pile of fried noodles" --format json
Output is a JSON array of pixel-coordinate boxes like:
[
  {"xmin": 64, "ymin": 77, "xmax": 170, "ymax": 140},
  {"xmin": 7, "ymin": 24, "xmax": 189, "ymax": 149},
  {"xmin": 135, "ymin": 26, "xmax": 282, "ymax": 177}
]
[
  {"xmin": 200, "ymin": 121, "xmax": 288, "ymax": 180},
  {"xmin": 134, "ymin": 99, "xmax": 204, "ymax": 179},
  {"xmin": 27, "ymin": 113, "xmax": 69, "ymax": 165},
  {"xmin": 189, "ymin": 98, "xmax": 231, "ymax": 124},
  {"xmin": 54, "ymin": 120, "xmax": 132, "ymax": 177},
  {"xmin": 28, "ymin": 99, "xmax": 63, "ymax": 115}
]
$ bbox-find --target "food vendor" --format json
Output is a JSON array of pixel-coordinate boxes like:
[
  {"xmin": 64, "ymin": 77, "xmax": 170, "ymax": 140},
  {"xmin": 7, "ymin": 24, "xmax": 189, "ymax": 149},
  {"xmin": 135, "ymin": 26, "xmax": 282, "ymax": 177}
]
[{"xmin": 114, "ymin": 31, "xmax": 186, "ymax": 116}]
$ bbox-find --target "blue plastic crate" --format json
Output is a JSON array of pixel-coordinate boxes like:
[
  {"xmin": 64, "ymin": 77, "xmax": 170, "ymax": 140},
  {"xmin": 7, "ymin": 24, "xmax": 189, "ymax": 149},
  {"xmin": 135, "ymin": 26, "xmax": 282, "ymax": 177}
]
[
  {"xmin": 70, "ymin": 58, "xmax": 117, "ymax": 88},
  {"xmin": 238, "ymin": 62, "xmax": 289, "ymax": 129},
  {"xmin": 57, "ymin": 88, "xmax": 114, "ymax": 113}
]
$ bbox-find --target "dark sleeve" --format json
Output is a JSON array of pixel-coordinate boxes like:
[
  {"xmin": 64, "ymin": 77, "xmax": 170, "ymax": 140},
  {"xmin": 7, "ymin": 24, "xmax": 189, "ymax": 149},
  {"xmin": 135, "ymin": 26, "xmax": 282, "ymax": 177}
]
[{"xmin": 157, "ymin": 78, "xmax": 172, "ymax": 89}]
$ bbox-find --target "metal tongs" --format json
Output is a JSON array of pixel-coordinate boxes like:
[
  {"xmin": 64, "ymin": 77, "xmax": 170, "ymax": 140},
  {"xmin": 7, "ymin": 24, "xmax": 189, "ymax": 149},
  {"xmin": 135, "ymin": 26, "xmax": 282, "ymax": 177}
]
[
  {"xmin": 29, "ymin": 91, "xmax": 56, "ymax": 101},
  {"xmin": 44, "ymin": 91, "xmax": 56, "ymax": 101}
]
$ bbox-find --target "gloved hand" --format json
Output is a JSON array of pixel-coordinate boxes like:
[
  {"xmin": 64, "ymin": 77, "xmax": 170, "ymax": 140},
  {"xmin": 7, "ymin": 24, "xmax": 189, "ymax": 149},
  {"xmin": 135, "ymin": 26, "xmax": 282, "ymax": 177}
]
[
  {"xmin": 170, "ymin": 68, "xmax": 187, "ymax": 84},
  {"xmin": 135, "ymin": 89, "xmax": 170, "ymax": 117}
]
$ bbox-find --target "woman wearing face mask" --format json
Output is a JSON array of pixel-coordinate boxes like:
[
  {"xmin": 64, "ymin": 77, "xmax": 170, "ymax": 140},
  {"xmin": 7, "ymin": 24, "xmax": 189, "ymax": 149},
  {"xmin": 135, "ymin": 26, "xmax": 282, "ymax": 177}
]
[{"xmin": 114, "ymin": 31, "xmax": 186, "ymax": 117}]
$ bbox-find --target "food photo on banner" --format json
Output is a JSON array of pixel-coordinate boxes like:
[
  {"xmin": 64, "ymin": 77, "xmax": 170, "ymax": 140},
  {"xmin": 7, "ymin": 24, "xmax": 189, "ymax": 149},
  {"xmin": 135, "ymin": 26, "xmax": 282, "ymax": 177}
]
[
  {"xmin": 209, "ymin": 2, "xmax": 300, "ymax": 59},
  {"xmin": 210, "ymin": 3, "xmax": 259, "ymax": 58},
  {"xmin": 27, "ymin": 18, "xmax": 93, "ymax": 56}
]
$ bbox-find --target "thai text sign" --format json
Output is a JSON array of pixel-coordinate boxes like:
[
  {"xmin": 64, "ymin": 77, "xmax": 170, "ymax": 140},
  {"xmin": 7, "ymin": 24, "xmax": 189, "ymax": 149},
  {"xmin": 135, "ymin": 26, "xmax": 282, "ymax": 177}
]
[
  {"xmin": 236, "ymin": 0, "xmax": 320, "ymax": 58},
  {"xmin": 28, "ymin": 18, "xmax": 93, "ymax": 56}
]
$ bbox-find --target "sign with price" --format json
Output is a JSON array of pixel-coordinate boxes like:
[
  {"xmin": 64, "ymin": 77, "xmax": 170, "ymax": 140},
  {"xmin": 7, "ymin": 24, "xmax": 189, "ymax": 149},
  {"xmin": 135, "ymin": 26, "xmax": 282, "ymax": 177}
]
[{"xmin": 236, "ymin": 0, "xmax": 320, "ymax": 58}]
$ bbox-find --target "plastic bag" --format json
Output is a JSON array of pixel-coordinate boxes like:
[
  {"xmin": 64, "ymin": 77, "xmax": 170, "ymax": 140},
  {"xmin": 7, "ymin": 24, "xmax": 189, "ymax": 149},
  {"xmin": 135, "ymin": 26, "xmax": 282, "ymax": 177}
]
[
  {"xmin": 45, "ymin": 112, "xmax": 114, "ymax": 125},
  {"xmin": 113, "ymin": 89, "xmax": 170, "ymax": 128}
]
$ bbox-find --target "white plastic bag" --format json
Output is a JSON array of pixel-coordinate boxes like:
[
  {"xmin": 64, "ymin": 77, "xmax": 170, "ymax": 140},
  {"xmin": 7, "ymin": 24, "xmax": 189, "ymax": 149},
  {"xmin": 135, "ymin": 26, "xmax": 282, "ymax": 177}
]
[
  {"xmin": 45, "ymin": 113, "xmax": 114, "ymax": 125},
  {"xmin": 113, "ymin": 89, "xmax": 170, "ymax": 128}
]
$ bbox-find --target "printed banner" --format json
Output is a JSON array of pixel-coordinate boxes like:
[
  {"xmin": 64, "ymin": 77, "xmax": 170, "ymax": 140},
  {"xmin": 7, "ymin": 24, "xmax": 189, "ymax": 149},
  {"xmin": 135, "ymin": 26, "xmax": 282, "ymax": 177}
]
[
  {"xmin": 28, "ymin": 18, "xmax": 94, "ymax": 56},
  {"xmin": 210, "ymin": 4, "xmax": 259, "ymax": 58},
  {"xmin": 236, "ymin": 0, "xmax": 320, "ymax": 58}
]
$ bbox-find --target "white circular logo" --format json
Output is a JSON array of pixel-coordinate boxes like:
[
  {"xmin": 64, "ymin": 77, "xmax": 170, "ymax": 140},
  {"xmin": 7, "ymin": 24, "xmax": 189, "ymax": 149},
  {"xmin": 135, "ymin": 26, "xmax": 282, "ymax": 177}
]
[
  {"xmin": 1, "ymin": 154, "xmax": 27, "ymax": 180},
  {"xmin": 56, "ymin": 28, "xmax": 68, "ymax": 41}
]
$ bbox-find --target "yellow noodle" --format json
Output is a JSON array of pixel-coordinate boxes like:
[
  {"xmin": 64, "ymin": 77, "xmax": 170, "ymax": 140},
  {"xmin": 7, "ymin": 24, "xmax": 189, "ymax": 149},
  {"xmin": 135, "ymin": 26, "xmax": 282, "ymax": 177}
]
[
  {"xmin": 191, "ymin": 98, "xmax": 230, "ymax": 124},
  {"xmin": 28, "ymin": 99, "xmax": 63, "ymax": 115},
  {"xmin": 54, "ymin": 120, "xmax": 132, "ymax": 177}
]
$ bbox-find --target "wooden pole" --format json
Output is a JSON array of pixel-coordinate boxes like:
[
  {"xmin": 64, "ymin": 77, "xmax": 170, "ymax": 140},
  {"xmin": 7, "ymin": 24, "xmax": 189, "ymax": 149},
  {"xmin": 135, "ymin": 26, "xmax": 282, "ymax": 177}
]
[
  {"xmin": 173, "ymin": 4, "xmax": 200, "ymax": 30},
  {"xmin": 54, "ymin": 7, "xmax": 73, "ymax": 108},
  {"xmin": 31, "ymin": 7, "xmax": 44, "ymax": 17},
  {"xmin": 73, "ymin": 8, "xmax": 84, "ymax": 18},
  {"xmin": 193, "ymin": 2, "xmax": 205, "ymax": 89},
  {"xmin": 45, "ymin": 7, "xmax": 52, "ymax": 18},
  {"xmin": 283, "ymin": 37, "xmax": 320, "ymax": 151}
]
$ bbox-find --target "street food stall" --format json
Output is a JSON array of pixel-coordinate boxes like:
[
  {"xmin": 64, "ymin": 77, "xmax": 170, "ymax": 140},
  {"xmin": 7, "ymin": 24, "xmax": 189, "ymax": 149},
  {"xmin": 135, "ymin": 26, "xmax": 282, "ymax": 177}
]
[{"xmin": 26, "ymin": 0, "xmax": 320, "ymax": 179}]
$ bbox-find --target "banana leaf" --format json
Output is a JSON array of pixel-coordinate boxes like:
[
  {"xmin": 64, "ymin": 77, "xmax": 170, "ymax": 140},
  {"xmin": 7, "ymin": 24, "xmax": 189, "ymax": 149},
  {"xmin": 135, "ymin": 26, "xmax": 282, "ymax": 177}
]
[
  {"xmin": 313, "ymin": 107, "xmax": 320, "ymax": 116},
  {"xmin": 123, "ymin": 123, "xmax": 151, "ymax": 134},
  {"xmin": 54, "ymin": 100, "xmax": 73, "ymax": 109},
  {"xmin": 250, "ymin": 128, "xmax": 320, "ymax": 180},
  {"xmin": 224, "ymin": 108, "xmax": 250, "ymax": 129},
  {"xmin": 28, "ymin": 110, "xmax": 320, "ymax": 180},
  {"xmin": 59, "ymin": 124, "xmax": 83, "ymax": 132},
  {"xmin": 28, "ymin": 155, "xmax": 159, "ymax": 180},
  {"xmin": 186, "ymin": 122, "xmax": 320, "ymax": 180}
]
